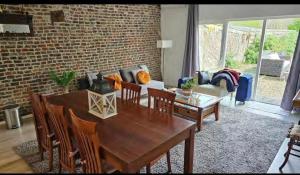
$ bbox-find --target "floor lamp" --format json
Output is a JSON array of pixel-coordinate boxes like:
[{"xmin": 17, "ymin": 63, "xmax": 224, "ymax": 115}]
[{"xmin": 157, "ymin": 40, "xmax": 173, "ymax": 81}]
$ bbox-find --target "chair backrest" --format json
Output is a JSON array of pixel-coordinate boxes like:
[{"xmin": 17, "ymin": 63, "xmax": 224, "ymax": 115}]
[
  {"xmin": 69, "ymin": 109, "xmax": 103, "ymax": 173},
  {"xmin": 147, "ymin": 88, "xmax": 176, "ymax": 115},
  {"xmin": 43, "ymin": 98, "xmax": 75, "ymax": 171},
  {"xmin": 30, "ymin": 93, "xmax": 52, "ymax": 149},
  {"xmin": 121, "ymin": 81, "xmax": 142, "ymax": 104}
]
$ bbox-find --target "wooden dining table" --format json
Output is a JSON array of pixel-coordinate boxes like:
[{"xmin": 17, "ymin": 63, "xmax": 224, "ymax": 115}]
[{"xmin": 47, "ymin": 90, "xmax": 196, "ymax": 173}]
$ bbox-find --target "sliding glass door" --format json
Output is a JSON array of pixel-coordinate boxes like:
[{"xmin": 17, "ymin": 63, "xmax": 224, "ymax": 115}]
[
  {"xmin": 256, "ymin": 18, "xmax": 299, "ymax": 105},
  {"xmin": 199, "ymin": 17, "xmax": 300, "ymax": 106},
  {"xmin": 224, "ymin": 20, "xmax": 264, "ymax": 94}
]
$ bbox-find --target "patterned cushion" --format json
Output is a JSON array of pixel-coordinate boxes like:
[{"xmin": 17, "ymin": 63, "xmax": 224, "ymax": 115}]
[
  {"xmin": 131, "ymin": 68, "xmax": 144, "ymax": 84},
  {"xmin": 137, "ymin": 70, "xmax": 151, "ymax": 84},
  {"xmin": 106, "ymin": 74, "xmax": 123, "ymax": 90}
]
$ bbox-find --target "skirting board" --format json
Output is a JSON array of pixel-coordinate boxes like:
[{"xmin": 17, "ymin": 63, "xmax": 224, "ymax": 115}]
[{"xmin": 0, "ymin": 113, "xmax": 33, "ymax": 126}]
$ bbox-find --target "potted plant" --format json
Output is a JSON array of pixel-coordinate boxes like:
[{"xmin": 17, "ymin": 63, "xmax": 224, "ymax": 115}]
[
  {"xmin": 181, "ymin": 77, "xmax": 197, "ymax": 96},
  {"xmin": 49, "ymin": 70, "xmax": 76, "ymax": 93}
]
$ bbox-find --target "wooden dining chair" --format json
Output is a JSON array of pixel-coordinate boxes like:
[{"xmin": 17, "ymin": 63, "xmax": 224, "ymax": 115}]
[
  {"xmin": 69, "ymin": 109, "xmax": 116, "ymax": 173},
  {"xmin": 146, "ymin": 88, "xmax": 176, "ymax": 173},
  {"xmin": 121, "ymin": 81, "xmax": 142, "ymax": 104},
  {"xmin": 43, "ymin": 98, "xmax": 79, "ymax": 173},
  {"xmin": 147, "ymin": 87, "xmax": 176, "ymax": 115},
  {"xmin": 30, "ymin": 93, "xmax": 58, "ymax": 171}
]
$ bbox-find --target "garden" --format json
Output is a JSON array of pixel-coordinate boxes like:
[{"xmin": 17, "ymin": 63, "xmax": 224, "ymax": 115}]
[{"xmin": 224, "ymin": 20, "xmax": 300, "ymax": 105}]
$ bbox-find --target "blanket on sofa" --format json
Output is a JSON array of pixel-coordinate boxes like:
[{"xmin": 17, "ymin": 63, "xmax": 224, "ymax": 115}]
[{"xmin": 211, "ymin": 72, "xmax": 236, "ymax": 92}]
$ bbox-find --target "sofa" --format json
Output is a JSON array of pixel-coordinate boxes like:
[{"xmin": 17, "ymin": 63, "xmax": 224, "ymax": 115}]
[
  {"xmin": 178, "ymin": 73, "xmax": 229, "ymax": 97},
  {"xmin": 78, "ymin": 65, "xmax": 164, "ymax": 98}
]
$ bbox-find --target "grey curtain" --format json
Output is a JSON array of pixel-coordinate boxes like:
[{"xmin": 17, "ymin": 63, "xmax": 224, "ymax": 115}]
[
  {"xmin": 280, "ymin": 31, "xmax": 300, "ymax": 111},
  {"xmin": 181, "ymin": 5, "xmax": 199, "ymax": 77}
]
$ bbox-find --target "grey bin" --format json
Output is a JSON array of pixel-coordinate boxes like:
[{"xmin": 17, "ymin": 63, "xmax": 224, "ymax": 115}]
[{"xmin": 4, "ymin": 105, "xmax": 21, "ymax": 129}]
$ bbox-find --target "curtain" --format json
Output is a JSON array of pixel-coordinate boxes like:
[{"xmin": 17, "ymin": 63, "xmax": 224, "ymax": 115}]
[
  {"xmin": 181, "ymin": 5, "xmax": 199, "ymax": 77},
  {"xmin": 280, "ymin": 31, "xmax": 300, "ymax": 111}
]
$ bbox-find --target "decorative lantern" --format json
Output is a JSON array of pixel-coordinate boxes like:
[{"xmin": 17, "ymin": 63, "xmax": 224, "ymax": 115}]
[{"xmin": 87, "ymin": 73, "xmax": 117, "ymax": 119}]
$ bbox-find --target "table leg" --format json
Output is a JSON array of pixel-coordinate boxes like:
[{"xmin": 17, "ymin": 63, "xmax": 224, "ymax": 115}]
[
  {"xmin": 197, "ymin": 117, "xmax": 203, "ymax": 131},
  {"xmin": 197, "ymin": 109, "xmax": 203, "ymax": 131},
  {"xmin": 214, "ymin": 102, "xmax": 220, "ymax": 121},
  {"xmin": 184, "ymin": 128, "xmax": 195, "ymax": 173}
]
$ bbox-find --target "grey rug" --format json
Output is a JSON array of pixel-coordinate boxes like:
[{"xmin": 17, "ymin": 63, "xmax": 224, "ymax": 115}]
[{"xmin": 14, "ymin": 106, "xmax": 292, "ymax": 173}]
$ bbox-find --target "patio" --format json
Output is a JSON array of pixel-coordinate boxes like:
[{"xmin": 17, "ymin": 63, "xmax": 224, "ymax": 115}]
[{"xmin": 237, "ymin": 63, "xmax": 287, "ymax": 105}]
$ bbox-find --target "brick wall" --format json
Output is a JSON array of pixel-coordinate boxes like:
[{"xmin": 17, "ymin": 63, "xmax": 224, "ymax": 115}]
[{"xmin": 0, "ymin": 4, "xmax": 161, "ymax": 120}]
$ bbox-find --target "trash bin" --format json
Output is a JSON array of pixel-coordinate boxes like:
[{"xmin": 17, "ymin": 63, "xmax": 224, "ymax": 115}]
[{"xmin": 4, "ymin": 104, "xmax": 21, "ymax": 129}]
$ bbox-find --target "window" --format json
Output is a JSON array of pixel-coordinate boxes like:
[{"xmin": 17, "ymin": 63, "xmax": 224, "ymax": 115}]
[{"xmin": 199, "ymin": 24, "xmax": 223, "ymax": 72}]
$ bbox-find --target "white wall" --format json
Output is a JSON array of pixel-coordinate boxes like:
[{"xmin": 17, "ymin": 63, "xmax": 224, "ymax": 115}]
[
  {"xmin": 161, "ymin": 4, "xmax": 300, "ymax": 87},
  {"xmin": 161, "ymin": 5, "xmax": 188, "ymax": 87}
]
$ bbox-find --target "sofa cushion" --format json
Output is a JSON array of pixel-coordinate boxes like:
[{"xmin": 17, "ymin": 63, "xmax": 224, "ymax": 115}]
[
  {"xmin": 131, "ymin": 68, "xmax": 144, "ymax": 84},
  {"xmin": 140, "ymin": 80, "xmax": 164, "ymax": 95},
  {"xmin": 114, "ymin": 80, "xmax": 164, "ymax": 98},
  {"xmin": 78, "ymin": 77, "xmax": 90, "ymax": 90},
  {"xmin": 86, "ymin": 71, "xmax": 98, "ymax": 87},
  {"xmin": 192, "ymin": 83, "xmax": 228, "ymax": 97},
  {"xmin": 138, "ymin": 65, "xmax": 150, "ymax": 73},
  {"xmin": 137, "ymin": 70, "xmax": 151, "ymax": 84},
  {"xmin": 198, "ymin": 71, "xmax": 210, "ymax": 85},
  {"xmin": 119, "ymin": 68, "xmax": 137, "ymax": 83},
  {"xmin": 106, "ymin": 73, "xmax": 123, "ymax": 90}
]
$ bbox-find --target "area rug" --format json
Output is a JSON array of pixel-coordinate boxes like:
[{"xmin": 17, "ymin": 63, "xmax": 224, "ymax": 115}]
[{"xmin": 14, "ymin": 106, "xmax": 292, "ymax": 173}]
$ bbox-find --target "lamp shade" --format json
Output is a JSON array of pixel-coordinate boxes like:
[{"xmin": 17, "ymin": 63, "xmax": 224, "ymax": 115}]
[{"xmin": 157, "ymin": 40, "xmax": 173, "ymax": 48}]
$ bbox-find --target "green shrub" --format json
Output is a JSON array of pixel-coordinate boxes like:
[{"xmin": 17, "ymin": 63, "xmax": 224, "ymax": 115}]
[
  {"xmin": 225, "ymin": 53, "xmax": 239, "ymax": 68},
  {"xmin": 244, "ymin": 31, "xmax": 298, "ymax": 64},
  {"xmin": 244, "ymin": 37, "xmax": 260, "ymax": 64},
  {"xmin": 288, "ymin": 19, "xmax": 300, "ymax": 31}
]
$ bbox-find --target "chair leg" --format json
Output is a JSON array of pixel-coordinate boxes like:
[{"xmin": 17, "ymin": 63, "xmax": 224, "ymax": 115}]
[
  {"xmin": 39, "ymin": 148, "xmax": 44, "ymax": 161},
  {"xmin": 279, "ymin": 138, "xmax": 294, "ymax": 170},
  {"xmin": 58, "ymin": 163, "xmax": 62, "ymax": 173},
  {"xmin": 58, "ymin": 148, "xmax": 62, "ymax": 173},
  {"xmin": 166, "ymin": 151, "xmax": 172, "ymax": 173},
  {"xmin": 146, "ymin": 164, "xmax": 151, "ymax": 174},
  {"xmin": 48, "ymin": 149, "xmax": 53, "ymax": 172}
]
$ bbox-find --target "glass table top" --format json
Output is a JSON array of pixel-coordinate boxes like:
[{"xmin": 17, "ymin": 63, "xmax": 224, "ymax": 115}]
[{"xmin": 173, "ymin": 89, "xmax": 221, "ymax": 109}]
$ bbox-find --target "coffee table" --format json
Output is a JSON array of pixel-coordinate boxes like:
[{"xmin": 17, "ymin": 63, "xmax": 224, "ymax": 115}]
[{"xmin": 169, "ymin": 88, "xmax": 223, "ymax": 131}]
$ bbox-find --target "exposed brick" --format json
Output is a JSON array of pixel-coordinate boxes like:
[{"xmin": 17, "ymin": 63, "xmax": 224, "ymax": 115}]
[{"xmin": 0, "ymin": 4, "xmax": 161, "ymax": 120}]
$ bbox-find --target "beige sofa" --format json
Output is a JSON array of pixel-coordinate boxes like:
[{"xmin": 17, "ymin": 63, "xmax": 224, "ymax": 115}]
[{"xmin": 192, "ymin": 79, "xmax": 229, "ymax": 97}]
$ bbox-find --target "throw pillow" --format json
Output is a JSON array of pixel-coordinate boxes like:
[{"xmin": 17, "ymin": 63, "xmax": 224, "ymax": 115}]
[
  {"xmin": 86, "ymin": 71, "xmax": 98, "ymax": 87},
  {"xmin": 198, "ymin": 71, "xmax": 210, "ymax": 85},
  {"xmin": 119, "ymin": 69, "xmax": 135, "ymax": 83},
  {"xmin": 106, "ymin": 73, "xmax": 123, "ymax": 90},
  {"xmin": 137, "ymin": 70, "xmax": 151, "ymax": 84},
  {"xmin": 138, "ymin": 65, "xmax": 150, "ymax": 73},
  {"xmin": 131, "ymin": 69, "xmax": 144, "ymax": 84}
]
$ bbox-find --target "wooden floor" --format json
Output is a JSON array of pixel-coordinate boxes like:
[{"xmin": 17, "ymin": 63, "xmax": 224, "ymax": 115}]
[
  {"xmin": 0, "ymin": 117, "xmax": 35, "ymax": 173},
  {"xmin": 0, "ymin": 97, "xmax": 299, "ymax": 173}
]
